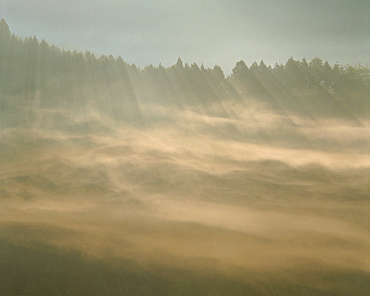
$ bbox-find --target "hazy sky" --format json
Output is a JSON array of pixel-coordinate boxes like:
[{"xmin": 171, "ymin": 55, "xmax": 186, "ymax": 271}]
[{"xmin": 1, "ymin": 0, "xmax": 369, "ymax": 73}]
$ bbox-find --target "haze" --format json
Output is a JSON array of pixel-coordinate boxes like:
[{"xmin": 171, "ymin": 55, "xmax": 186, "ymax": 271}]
[{"xmin": 0, "ymin": 2, "xmax": 369, "ymax": 295}]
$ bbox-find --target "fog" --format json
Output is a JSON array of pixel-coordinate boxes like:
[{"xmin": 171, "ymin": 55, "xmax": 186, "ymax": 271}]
[
  {"xmin": 1, "ymin": 95, "xmax": 369, "ymax": 295},
  {"xmin": 1, "ymin": 18, "xmax": 369, "ymax": 294}
]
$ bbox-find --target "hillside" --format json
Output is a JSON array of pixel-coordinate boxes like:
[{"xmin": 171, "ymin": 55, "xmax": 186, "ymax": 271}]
[
  {"xmin": 0, "ymin": 19, "xmax": 369, "ymax": 296},
  {"xmin": 1, "ymin": 18, "xmax": 369, "ymax": 125}
]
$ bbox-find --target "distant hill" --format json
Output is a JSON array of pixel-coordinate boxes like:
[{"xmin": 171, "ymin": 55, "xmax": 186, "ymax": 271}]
[{"xmin": 1, "ymin": 18, "xmax": 369, "ymax": 122}]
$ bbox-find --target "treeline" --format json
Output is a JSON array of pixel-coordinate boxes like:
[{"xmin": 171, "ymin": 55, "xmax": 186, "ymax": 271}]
[
  {"xmin": 0, "ymin": 19, "xmax": 231, "ymax": 105},
  {"xmin": 0, "ymin": 19, "xmax": 368, "ymax": 117}
]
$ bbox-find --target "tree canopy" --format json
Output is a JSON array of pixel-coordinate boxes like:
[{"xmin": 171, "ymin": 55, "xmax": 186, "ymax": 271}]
[{"xmin": 0, "ymin": 19, "xmax": 368, "ymax": 119}]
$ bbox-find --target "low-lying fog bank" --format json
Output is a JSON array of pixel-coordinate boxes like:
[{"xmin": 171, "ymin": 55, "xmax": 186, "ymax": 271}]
[{"xmin": 1, "ymin": 101, "xmax": 369, "ymax": 295}]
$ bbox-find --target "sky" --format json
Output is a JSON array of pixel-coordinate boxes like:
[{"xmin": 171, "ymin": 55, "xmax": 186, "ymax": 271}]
[{"xmin": 1, "ymin": 0, "xmax": 369, "ymax": 73}]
